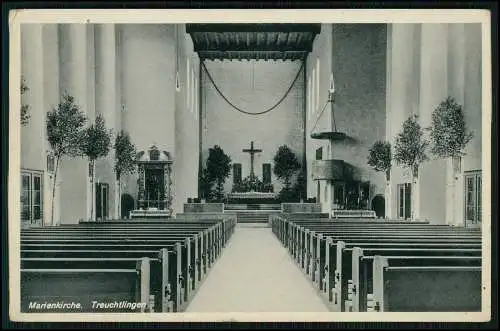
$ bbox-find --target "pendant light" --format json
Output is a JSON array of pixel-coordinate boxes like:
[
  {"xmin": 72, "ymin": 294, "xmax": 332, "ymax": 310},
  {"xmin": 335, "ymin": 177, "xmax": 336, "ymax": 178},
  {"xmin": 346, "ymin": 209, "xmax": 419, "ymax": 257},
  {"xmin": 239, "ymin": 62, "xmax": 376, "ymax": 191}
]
[{"xmin": 310, "ymin": 72, "xmax": 346, "ymax": 141}]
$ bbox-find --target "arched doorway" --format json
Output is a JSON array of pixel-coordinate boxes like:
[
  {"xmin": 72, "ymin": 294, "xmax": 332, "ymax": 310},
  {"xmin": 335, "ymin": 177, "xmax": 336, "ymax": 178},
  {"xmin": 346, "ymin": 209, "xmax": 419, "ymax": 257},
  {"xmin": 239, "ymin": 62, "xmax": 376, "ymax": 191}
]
[
  {"xmin": 121, "ymin": 193, "xmax": 135, "ymax": 219},
  {"xmin": 371, "ymin": 194, "xmax": 385, "ymax": 218}
]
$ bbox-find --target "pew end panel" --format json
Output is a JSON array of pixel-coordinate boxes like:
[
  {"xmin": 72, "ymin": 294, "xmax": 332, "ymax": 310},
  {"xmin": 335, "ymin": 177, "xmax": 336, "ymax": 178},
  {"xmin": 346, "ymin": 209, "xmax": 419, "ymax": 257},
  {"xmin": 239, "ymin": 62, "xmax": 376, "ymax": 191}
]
[
  {"xmin": 21, "ymin": 257, "xmax": 152, "ymax": 313},
  {"xmin": 372, "ymin": 256, "xmax": 482, "ymax": 312},
  {"xmin": 333, "ymin": 240, "xmax": 346, "ymax": 312}
]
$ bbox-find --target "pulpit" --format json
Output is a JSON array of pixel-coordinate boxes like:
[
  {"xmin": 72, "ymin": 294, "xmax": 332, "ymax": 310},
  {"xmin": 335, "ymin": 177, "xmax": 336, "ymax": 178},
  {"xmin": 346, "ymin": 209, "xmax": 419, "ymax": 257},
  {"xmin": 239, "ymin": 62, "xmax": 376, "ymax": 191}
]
[{"xmin": 130, "ymin": 145, "xmax": 173, "ymax": 219}]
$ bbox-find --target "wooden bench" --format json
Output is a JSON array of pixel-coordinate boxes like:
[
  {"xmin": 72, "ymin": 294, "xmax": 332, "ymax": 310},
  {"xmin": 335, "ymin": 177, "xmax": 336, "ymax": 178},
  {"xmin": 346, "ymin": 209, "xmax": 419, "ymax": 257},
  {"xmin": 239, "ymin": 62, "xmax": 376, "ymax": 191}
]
[
  {"xmin": 271, "ymin": 217, "xmax": 482, "ymax": 312},
  {"xmin": 20, "ymin": 219, "xmax": 234, "ymax": 313},
  {"xmin": 21, "ymin": 256, "xmax": 154, "ymax": 313},
  {"xmin": 349, "ymin": 247, "xmax": 482, "ymax": 312},
  {"xmin": 372, "ymin": 256, "xmax": 481, "ymax": 312},
  {"xmin": 21, "ymin": 230, "xmax": 220, "ymax": 278},
  {"xmin": 298, "ymin": 228, "xmax": 480, "ymax": 310},
  {"xmin": 21, "ymin": 238, "xmax": 195, "ymax": 312}
]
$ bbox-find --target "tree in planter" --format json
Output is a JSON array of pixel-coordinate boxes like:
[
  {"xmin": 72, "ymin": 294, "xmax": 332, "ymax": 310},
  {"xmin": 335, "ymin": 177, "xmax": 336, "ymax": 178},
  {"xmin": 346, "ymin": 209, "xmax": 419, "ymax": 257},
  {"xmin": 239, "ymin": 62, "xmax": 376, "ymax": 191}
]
[
  {"xmin": 199, "ymin": 168, "xmax": 214, "ymax": 201},
  {"xmin": 114, "ymin": 130, "xmax": 137, "ymax": 219},
  {"xmin": 368, "ymin": 141, "xmax": 392, "ymax": 217},
  {"xmin": 46, "ymin": 94, "xmax": 87, "ymax": 225},
  {"xmin": 21, "ymin": 76, "xmax": 31, "ymax": 126},
  {"xmin": 291, "ymin": 171, "xmax": 307, "ymax": 202},
  {"xmin": 205, "ymin": 145, "xmax": 232, "ymax": 202},
  {"xmin": 80, "ymin": 114, "xmax": 112, "ymax": 221},
  {"xmin": 429, "ymin": 97, "xmax": 473, "ymax": 223},
  {"xmin": 273, "ymin": 145, "xmax": 301, "ymax": 202},
  {"xmin": 368, "ymin": 141, "xmax": 392, "ymax": 181},
  {"xmin": 393, "ymin": 114, "xmax": 429, "ymax": 220}
]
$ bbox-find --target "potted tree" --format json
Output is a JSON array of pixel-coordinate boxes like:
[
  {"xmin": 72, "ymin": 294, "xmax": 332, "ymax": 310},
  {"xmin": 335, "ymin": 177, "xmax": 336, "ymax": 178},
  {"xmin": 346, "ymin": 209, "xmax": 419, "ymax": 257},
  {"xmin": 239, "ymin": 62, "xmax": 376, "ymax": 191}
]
[
  {"xmin": 393, "ymin": 114, "xmax": 429, "ymax": 221},
  {"xmin": 80, "ymin": 114, "xmax": 112, "ymax": 221},
  {"xmin": 199, "ymin": 168, "xmax": 214, "ymax": 202},
  {"xmin": 429, "ymin": 97, "xmax": 473, "ymax": 224},
  {"xmin": 46, "ymin": 93, "xmax": 87, "ymax": 226},
  {"xmin": 367, "ymin": 140, "xmax": 392, "ymax": 218},
  {"xmin": 205, "ymin": 145, "xmax": 232, "ymax": 202},
  {"xmin": 273, "ymin": 145, "xmax": 301, "ymax": 202},
  {"xmin": 114, "ymin": 130, "xmax": 137, "ymax": 219}
]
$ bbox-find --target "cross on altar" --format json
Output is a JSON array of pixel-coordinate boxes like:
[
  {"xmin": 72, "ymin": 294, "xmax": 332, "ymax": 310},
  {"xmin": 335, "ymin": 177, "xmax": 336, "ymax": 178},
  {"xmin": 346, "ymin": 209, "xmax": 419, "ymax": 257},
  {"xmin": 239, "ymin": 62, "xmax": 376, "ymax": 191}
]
[{"xmin": 242, "ymin": 141, "xmax": 262, "ymax": 177}]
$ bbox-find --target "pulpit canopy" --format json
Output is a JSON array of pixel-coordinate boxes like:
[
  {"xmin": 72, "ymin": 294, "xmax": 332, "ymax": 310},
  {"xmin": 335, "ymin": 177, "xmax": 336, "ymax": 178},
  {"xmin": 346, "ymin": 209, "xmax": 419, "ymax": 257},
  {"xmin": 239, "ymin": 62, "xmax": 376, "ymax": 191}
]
[{"xmin": 136, "ymin": 145, "xmax": 172, "ymax": 164}]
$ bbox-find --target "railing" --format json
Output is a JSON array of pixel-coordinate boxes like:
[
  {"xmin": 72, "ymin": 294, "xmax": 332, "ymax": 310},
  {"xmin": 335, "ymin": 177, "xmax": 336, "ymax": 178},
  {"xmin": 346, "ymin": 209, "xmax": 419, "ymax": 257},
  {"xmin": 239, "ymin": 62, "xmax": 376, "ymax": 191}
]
[{"xmin": 330, "ymin": 209, "xmax": 377, "ymax": 219}]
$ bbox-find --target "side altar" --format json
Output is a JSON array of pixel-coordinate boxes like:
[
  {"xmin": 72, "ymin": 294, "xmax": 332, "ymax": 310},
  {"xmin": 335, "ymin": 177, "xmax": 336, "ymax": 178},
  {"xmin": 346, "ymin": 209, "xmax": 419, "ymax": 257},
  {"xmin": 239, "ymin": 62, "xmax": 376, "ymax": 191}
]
[{"xmin": 130, "ymin": 145, "xmax": 173, "ymax": 219}]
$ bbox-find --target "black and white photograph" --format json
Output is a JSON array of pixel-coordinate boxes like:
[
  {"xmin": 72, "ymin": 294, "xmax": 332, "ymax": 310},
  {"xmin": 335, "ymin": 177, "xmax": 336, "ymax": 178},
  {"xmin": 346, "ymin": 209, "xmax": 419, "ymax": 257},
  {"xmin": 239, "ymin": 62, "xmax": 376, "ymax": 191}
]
[{"xmin": 8, "ymin": 8, "xmax": 492, "ymax": 323}]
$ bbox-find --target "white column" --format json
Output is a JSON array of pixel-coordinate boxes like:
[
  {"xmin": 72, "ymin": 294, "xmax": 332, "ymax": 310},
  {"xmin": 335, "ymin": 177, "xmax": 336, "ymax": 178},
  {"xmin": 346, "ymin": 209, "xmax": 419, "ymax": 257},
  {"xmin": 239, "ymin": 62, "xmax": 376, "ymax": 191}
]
[
  {"xmin": 42, "ymin": 24, "xmax": 60, "ymax": 226},
  {"xmin": 418, "ymin": 24, "xmax": 449, "ymax": 222},
  {"xmin": 96, "ymin": 24, "xmax": 118, "ymax": 219},
  {"xmin": 447, "ymin": 24, "xmax": 466, "ymax": 226},
  {"xmin": 21, "ymin": 24, "xmax": 45, "ymax": 225},
  {"xmin": 59, "ymin": 24, "xmax": 89, "ymax": 223},
  {"xmin": 86, "ymin": 25, "xmax": 97, "ymax": 222},
  {"xmin": 386, "ymin": 24, "xmax": 419, "ymax": 220}
]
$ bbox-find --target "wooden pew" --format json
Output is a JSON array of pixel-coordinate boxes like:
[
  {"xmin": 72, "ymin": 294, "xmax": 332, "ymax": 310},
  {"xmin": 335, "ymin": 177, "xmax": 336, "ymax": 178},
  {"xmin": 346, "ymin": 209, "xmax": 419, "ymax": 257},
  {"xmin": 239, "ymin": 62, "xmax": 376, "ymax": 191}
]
[
  {"xmin": 49, "ymin": 219, "xmax": 236, "ymax": 264},
  {"xmin": 22, "ymin": 237, "xmax": 208, "ymax": 311},
  {"xmin": 349, "ymin": 247, "xmax": 482, "ymax": 312},
  {"xmin": 302, "ymin": 228, "xmax": 480, "ymax": 311},
  {"xmin": 22, "ymin": 222, "xmax": 224, "ymax": 278},
  {"xmin": 300, "ymin": 227, "xmax": 480, "ymax": 281},
  {"xmin": 21, "ymin": 256, "xmax": 154, "ymax": 313},
  {"xmin": 372, "ymin": 256, "xmax": 482, "ymax": 312},
  {"xmin": 21, "ymin": 241, "xmax": 186, "ymax": 311},
  {"xmin": 271, "ymin": 217, "xmax": 482, "ymax": 312},
  {"xmin": 21, "ymin": 219, "xmax": 233, "ymax": 312}
]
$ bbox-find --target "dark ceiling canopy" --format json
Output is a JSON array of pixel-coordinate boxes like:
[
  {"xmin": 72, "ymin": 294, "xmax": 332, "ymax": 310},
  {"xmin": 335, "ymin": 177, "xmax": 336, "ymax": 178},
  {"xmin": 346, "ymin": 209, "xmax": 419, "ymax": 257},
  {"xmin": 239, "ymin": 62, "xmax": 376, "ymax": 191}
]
[{"xmin": 186, "ymin": 24, "xmax": 321, "ymax": 61}]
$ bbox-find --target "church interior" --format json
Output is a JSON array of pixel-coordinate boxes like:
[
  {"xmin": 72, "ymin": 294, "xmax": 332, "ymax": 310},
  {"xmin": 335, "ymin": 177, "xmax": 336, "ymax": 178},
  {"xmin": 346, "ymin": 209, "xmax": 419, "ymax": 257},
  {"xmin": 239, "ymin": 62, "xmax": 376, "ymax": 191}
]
[{"xmin": 18, "ymin": 22, "xmax": 485, "ymax": 314}]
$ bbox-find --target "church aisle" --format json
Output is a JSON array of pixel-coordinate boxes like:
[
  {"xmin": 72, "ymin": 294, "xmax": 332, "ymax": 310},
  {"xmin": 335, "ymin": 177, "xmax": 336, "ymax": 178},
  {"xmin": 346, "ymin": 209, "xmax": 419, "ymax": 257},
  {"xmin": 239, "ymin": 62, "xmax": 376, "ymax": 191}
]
[{"xmin": 185, "ymin": 223, "xmax": 330, "ymax": 312}]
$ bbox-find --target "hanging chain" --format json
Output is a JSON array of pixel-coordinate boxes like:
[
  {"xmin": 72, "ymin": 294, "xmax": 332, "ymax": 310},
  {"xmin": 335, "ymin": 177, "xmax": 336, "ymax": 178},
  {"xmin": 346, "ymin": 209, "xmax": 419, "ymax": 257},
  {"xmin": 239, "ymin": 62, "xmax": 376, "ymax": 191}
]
[
  {"xmin": 201, "ymin": 60, "xmax": 305, "ymax": 116},
  {"xmin": 309, "ymin": 99, "xmax": 330, "ymax": 136}
]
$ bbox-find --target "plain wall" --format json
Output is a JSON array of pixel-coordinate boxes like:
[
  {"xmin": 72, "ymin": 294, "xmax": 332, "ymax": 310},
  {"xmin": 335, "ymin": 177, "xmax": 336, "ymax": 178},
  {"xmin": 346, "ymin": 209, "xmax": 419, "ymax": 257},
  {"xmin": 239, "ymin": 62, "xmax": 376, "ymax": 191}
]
[{"xmin": 201, "ymin": 59, "xmax": 305, "ymax": 195}]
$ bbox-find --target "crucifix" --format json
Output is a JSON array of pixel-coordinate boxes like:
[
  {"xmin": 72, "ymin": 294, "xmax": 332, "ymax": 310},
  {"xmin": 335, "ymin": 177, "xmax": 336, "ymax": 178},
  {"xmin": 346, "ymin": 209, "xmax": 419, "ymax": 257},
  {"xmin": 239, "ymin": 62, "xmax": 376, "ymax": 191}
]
[{"xmin": 242, "ymin": 141, "xmax": 262, "ymax": 177}]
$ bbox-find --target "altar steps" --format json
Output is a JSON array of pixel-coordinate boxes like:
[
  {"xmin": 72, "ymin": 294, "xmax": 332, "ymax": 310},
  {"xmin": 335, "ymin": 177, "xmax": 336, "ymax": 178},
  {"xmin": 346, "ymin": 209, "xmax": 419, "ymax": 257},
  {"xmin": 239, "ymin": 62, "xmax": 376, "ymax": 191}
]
[
  {"xmin": 236, "ymin": 211, "xmax": 276, "ymax": 223},
  {"xmin": 224, "ymin": 204, "xmax": 281, "ymax": 211}
]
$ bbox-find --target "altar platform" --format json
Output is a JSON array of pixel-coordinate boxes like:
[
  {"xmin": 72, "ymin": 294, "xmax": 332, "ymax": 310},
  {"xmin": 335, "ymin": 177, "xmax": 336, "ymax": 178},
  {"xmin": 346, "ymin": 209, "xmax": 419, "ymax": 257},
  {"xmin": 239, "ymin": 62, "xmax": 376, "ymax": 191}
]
[{"xmin": 227, "ymin": 191, "xmax": 278, "ymax": 205}]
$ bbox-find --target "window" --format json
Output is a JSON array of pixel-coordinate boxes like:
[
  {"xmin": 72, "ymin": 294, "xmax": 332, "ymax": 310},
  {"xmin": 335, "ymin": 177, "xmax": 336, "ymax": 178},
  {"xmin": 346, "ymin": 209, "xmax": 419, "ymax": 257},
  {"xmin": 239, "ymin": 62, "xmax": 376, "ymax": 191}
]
[
  {"xmin": 315, "ymin": 147, "xmax": 323, "ymax": 160},
  {"xmin": 464, "ymin": 170, "xmax": 482, "ymax": 225},
  {"xmin": 96, "ymin": 183, "xmax": 109, "ymax": 220},
  {"xmin": 21, "ymin": 170, "xmax": 43, "ymax": 225},
  {"xmin": 316, "ymin": 58, "xmax": 320, "ymax": 112},
  {"xmin": 186, "ymin": 59, "xmax": 191, "ymax": 111},
  {"xmin": 397, "ymin": 183, "xmax": 412, "ymax": 220}
]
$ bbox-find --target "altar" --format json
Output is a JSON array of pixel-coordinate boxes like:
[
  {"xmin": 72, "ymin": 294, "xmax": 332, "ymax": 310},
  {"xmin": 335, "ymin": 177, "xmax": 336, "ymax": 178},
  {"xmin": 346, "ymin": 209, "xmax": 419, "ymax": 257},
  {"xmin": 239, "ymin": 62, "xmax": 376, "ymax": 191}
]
[
  {"xmin": 129, "ymin": 145, "xmax": 173, "ymax": 219},
  {"xmin": 227, "ymin": 141, "xmax": 278, "ymax": 204}
]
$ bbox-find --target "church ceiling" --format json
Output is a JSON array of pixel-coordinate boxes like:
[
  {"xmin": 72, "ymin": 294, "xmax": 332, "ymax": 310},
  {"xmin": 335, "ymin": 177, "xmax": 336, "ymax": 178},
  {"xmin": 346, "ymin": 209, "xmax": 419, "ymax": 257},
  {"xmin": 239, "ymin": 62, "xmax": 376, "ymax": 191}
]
[{"xmin": 186, "ymin": 24, "xmax": 321, "ymax": 61}]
